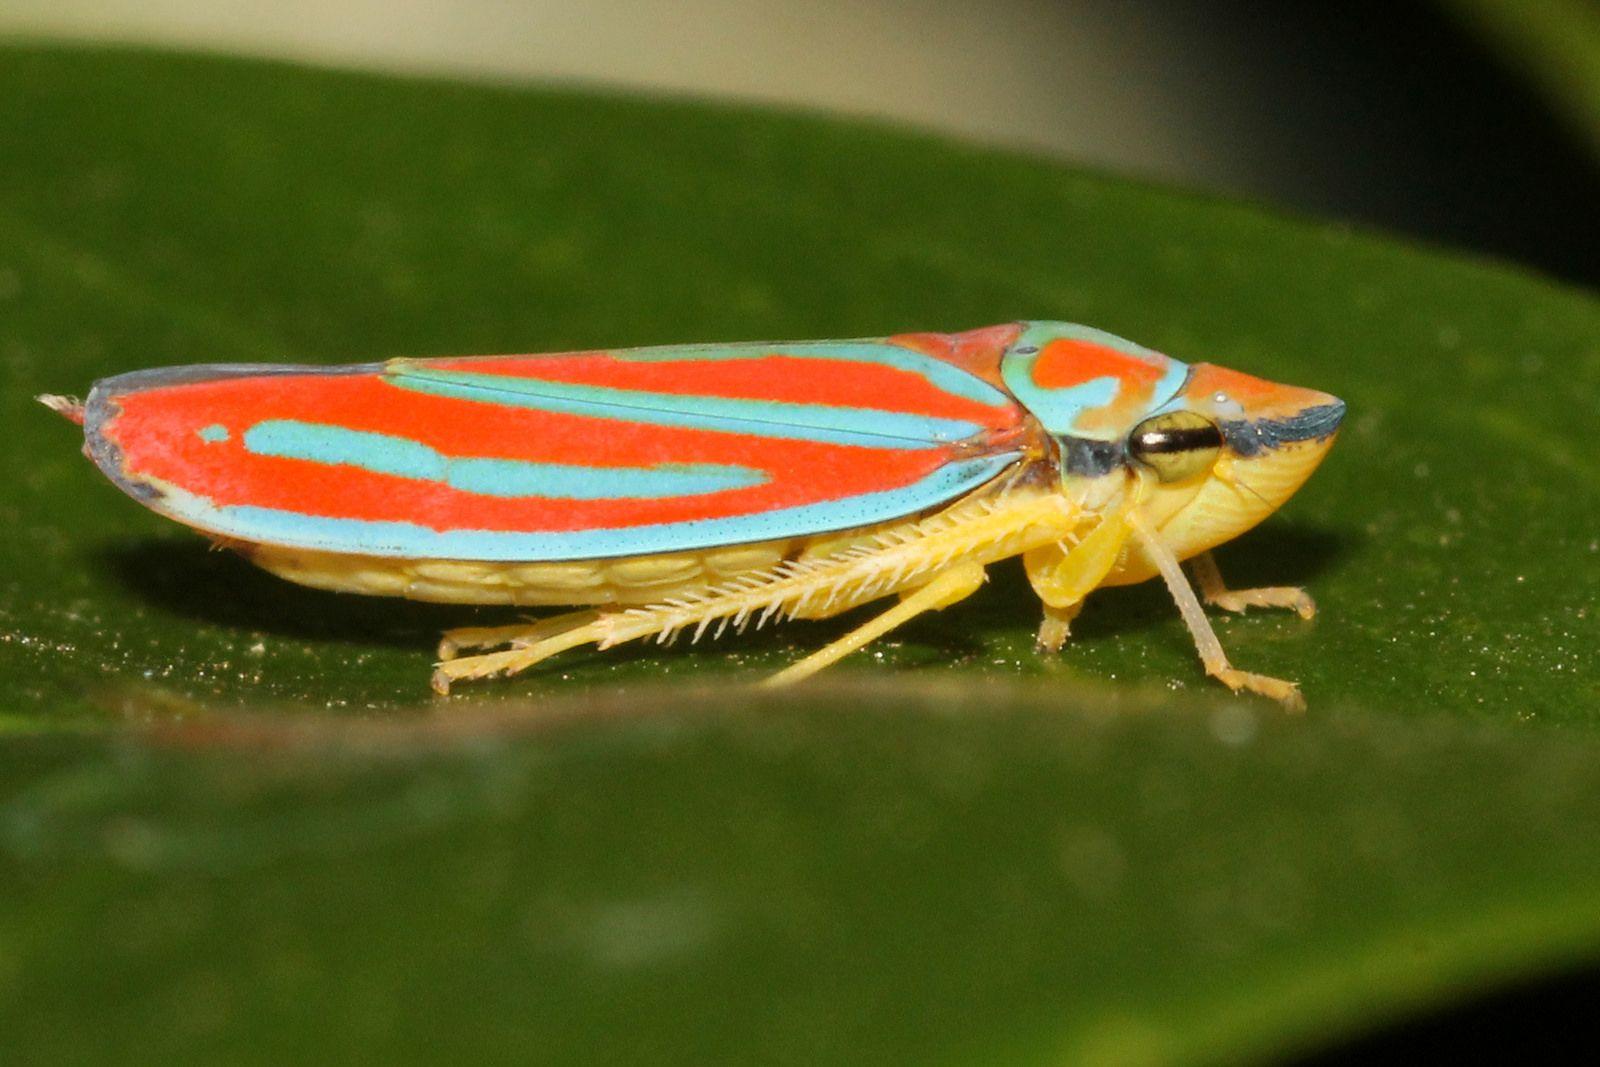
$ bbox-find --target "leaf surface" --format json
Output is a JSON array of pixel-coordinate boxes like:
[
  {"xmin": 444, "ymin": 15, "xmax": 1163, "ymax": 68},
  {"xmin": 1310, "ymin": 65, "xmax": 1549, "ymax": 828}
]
[{"xmin": 1, "ymin": 45, "xmax": 1597, "ymax": 1065}]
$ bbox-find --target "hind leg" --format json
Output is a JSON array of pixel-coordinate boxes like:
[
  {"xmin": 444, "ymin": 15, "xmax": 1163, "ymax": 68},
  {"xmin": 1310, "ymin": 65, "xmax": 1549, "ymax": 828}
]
[
  {"xmin": 760, "ymin": 562, "xmax": 987, "ymax": 687},
  {"xmin": 1190, "ymin": 551, "xmax": 1316, "ymax": 620},
  {"xmin": 436, "ymin": 609, "xmax": 602, "ymax": 660},
  {"xmin": 429, "ymin": 489, "xmax": 1081, "ymax": 694},
  {"xmin": 432, "ymin": 563, "xmax": 988, "ymax": 695},
  {"xmin": 432, "ymin": 610, "xmax": 606, "ymax": 694}
]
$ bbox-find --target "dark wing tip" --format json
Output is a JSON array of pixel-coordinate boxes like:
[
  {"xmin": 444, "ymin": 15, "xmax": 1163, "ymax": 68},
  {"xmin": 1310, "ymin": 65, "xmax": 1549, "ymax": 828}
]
[{"xmin": 37, "ymin": 394, "xmax": 86, "ymax": 425}]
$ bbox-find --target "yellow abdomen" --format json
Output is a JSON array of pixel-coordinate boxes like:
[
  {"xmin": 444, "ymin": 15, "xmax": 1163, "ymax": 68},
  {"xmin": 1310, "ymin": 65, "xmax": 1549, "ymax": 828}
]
[{"xmin": 240, "ymin": 537, "xmax": 803, "ymax": 606}]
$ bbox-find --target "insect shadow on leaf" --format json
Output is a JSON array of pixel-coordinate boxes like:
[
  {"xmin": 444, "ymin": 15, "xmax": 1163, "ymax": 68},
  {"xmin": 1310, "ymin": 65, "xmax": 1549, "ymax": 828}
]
[{"xmin": 97, "ymin": 539, "xmax": 467, "ymax": 650}]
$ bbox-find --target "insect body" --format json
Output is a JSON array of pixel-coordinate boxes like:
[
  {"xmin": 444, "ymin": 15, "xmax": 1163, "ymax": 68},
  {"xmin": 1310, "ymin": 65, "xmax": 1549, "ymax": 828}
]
[{"xmin": 43, "ymin": 322, "xmax": 1344, "ymax": 707}]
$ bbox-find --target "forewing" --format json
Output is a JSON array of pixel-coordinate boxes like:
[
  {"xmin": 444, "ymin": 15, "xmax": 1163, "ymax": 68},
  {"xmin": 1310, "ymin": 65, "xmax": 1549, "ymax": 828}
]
[{"xmin": 84, "ymin": 329, "xmax": 1033, "ymax": 560}]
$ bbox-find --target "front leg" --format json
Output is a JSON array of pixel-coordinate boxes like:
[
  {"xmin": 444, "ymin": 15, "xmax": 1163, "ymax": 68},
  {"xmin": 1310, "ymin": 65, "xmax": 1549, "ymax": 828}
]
[
  {"xmin": 1189, "ymin": 551, "xmax": 1316, "ymax": 620},
  {"xmin": 1024, "ymin": 492, "xmax": 1135, "ymax": 653},
  {"xmin": 1130, "ymin": 517, "xmax": 1306, "ymax": 712},
  {"xmin": 1034, "ymin": 601, "xmax": 1083, "ymax": 654}
]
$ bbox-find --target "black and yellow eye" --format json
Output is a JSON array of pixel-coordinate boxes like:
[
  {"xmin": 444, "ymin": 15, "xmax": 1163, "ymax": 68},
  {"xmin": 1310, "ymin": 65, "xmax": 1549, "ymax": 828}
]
[{"xmin": 1128, "ymin": 411, "xmax": 1223, "ymax": 483}]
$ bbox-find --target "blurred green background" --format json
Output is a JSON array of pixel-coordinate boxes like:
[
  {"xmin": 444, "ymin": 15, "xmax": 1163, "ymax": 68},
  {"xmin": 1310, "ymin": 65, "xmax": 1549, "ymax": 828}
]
[{"xmin": 1, "ymin": 3, "xmax": 1598, "ymax": 1064}]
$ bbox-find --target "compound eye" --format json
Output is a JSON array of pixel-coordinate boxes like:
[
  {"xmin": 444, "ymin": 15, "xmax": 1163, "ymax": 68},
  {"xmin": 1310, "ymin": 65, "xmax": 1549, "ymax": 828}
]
[{"xmin": 1128, "ymin": 411, "xmax": 1223, "ymax": 483}]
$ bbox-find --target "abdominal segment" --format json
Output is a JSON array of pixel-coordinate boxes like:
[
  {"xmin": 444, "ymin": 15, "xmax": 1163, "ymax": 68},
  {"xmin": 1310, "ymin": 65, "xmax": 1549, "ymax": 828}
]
[
  {"xmin": 234, "ymin": 484, "xmax": 1088, "ymax": 616},
  {"xmin": 238, "ymin": 537, "xmax": 802, "ymax": 606}
]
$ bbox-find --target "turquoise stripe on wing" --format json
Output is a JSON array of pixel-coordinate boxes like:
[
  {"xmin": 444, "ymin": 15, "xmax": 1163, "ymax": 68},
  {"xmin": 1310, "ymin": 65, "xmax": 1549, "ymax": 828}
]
[
  {"xmin": 385, "ymin": 366, "xmax": 988, "ymax": 448},
  {"xmin": 242, "ymin": 420, "xmax": 769, "ymax": 500}
]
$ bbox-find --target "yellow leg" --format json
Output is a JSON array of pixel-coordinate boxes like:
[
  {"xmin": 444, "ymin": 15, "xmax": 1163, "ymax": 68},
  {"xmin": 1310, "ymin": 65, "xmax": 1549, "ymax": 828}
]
[
  {"xmin": 1130, "ymin": 513, "xmax": 1306, "ymax": 711},
  {"xmin": 430, "ymin": 488, "xmax": 1080, "ymax": 695},
  {"xmin": 1024, "ymin": 490, "xmax": 1135, "ymax": 654},
  {"xmin": 1190, "ymin": 551, "xmax": 1316, "ymax": 620},
  {"xmin": 760, "ymin": 562, "xmax": 987, "ymax": 687},
  {"xmin": 432, "ymin": 612, "xmax": 608, "ymax": 694},
  {"xmin": 1035, "ymin": 601, "xmax": 1083, "ymax": 654},
  {"xmin": 437, "ymin": 609, "xmax": 601, "ymax": 660}
]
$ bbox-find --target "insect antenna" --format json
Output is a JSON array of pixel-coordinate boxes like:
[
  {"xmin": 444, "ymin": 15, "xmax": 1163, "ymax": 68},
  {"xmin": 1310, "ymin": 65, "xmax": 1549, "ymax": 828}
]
[{"xmin": 1228, "ymin": 473, "xmax": 1274, "ymax": 509}]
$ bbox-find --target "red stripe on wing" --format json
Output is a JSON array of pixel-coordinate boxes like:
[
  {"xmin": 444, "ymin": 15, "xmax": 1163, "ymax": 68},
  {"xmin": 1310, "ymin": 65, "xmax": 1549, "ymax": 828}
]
[{"xmin": 104, "ymin": 373, "xmax": 975, "ymax": 534}]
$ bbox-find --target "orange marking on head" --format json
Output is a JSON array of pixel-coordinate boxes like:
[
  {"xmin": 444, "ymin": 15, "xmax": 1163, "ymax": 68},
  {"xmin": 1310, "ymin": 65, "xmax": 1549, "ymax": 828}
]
[
  {"xmin": 1185, "ymin": 363, "xmax": 1337, "ymax": 423},
  {"xmin": 1033, "ymin": 340, "xmax": 1167, "ymax": 432},
  {"xmin": 1032, "ymin": 339, "xmax": 1164, "ymax": 391},
  {"xmin": 1184, "ymin": 364, "xmax": 1281, "ymax": 403}
]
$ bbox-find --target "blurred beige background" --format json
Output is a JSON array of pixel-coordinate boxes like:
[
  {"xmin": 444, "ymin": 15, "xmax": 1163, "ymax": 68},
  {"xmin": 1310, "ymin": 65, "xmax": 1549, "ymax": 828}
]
[
  {"xmin": 0, "ymin": 0, "xmax": 1252, "ymax": 189},
  {"xmin": 13, "ymin": 0, "xmax": 1595, "ymax": 283}
]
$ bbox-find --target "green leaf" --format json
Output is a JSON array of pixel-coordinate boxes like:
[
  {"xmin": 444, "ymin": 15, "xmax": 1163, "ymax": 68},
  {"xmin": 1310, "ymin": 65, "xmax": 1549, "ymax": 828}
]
[{"xmin": 2, "ymin": 44, "xmax": 1598, "ymax": 1064}]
